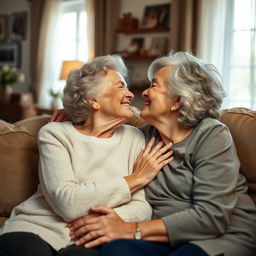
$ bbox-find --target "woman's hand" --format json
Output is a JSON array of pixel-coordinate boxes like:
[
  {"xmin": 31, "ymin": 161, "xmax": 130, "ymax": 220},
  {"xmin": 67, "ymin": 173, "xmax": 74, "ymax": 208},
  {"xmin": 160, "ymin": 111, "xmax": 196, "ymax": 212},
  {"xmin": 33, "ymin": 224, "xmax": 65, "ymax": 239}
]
[
  {"xmin": 69, "ymin": 206, "xmax": 134, "ymax": 248},
  {"xmin": 125, "ymin": 137, "xmax": 174, "ymax": 193},
  {"xmin": 49, "ymin": 109, "xmax": 70, "ymax": 122}
]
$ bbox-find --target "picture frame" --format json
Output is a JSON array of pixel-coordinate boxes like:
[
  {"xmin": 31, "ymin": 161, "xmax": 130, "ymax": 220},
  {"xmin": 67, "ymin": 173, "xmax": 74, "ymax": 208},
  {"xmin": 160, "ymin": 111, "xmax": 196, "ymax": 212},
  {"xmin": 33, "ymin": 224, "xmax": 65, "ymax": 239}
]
[
  {"xmin": 0, "ymin": 15, "xmax": 9, "ymax": 42},
  {"xmin": 0, "ymin": 43, "xmax": 21, "ymax": 67},
  {"xmin": 125, "ymin": 37, "xmax": 144, "ymax": 56},
  {"xmin": 142, "ymin": 4, "xmax": 170, "ymax": 28},
  {"xmin": 10, "ymin": 12, "xmax": 28, "ymax": 41},
  {"xmin": 148, "ymin": 37, "xmax": 168, "ymax": 56}
]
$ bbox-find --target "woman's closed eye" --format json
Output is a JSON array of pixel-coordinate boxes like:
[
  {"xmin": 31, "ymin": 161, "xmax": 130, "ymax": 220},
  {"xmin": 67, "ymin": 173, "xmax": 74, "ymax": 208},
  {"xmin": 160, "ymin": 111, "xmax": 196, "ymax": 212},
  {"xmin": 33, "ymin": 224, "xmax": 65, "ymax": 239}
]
[{"xmin": 118, "ymin": 82, "xmax": 126, "ymax": 88}]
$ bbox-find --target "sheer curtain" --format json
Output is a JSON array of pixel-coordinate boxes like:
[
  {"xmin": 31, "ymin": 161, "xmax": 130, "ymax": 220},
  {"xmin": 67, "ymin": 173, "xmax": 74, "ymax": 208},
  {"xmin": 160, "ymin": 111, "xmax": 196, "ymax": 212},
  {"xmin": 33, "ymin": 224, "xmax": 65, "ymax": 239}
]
[
  {"xmin": 197, "ymin": 0, "xmax": 256, "ymax": 109},
  {"xmin": 36, "ymin": 0, "xmax": 62, "ymax": 107}
]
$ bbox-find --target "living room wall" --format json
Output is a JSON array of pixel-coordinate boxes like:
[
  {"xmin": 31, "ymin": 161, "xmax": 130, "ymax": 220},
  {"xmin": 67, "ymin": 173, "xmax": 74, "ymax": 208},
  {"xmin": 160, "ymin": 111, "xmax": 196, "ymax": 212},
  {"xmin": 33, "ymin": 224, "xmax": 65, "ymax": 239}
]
[
  {"xmin": 0, "ymin": 0, "xmax": 31, "ymax": 93},
  {"xmin": 0, "ymin": 0, "xmax": 170, "ymax": 99}
]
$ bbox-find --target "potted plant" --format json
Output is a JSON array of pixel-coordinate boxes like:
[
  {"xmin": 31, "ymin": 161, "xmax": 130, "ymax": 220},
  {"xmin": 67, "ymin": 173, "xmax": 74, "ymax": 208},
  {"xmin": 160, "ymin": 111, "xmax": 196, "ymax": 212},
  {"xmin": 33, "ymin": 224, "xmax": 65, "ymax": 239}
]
[
  {"xmin": 49, "ymin": 88, "xmax": 62, "ymax": 109},
  {"xmin": 0, "ymin": 65, "xmax": 25, "ymax": 104}
]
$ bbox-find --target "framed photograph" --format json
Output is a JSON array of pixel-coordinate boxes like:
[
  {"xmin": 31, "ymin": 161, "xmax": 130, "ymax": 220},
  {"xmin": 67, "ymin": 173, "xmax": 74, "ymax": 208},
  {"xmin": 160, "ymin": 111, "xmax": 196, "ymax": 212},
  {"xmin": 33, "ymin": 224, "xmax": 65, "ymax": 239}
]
[
  {"xmin": 0, "ymin": 43, "xmax": 21, "ymax": 67},
  {"xmin": 10, "ymin": 12, "xmax": 28, "ymax": 41},
  {"xmin": 142, "ymin": 4, "xmax": 170, "ymax": 28},
  {"xmin": 125, "ymin": 37, "xmax": 144, "ymax": 55},
  {"xmin": 148, "ymin": 37, "xmax": 168, "ymax": 56},
  {"xmin": 0, "ymin": 15, "xmax": 9, "ymax": 42}
]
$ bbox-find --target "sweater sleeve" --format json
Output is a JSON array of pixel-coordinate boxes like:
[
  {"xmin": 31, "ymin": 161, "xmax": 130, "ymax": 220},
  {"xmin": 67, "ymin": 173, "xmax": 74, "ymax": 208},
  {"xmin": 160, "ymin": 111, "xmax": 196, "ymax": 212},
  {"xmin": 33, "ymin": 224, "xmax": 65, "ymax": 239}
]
[
  {"xmin": 114, "ymin": 127, "xmax": 152, "ymax": 221},
  {"xmin": 162, "ymin": 124, "xmax": 240, "ymax": 246},
  {"xmin": 113, "ymin": 132, "xmax": 152, "ymax": 221},
  {"xmin": 38, "ymin": 124, "xmax": 131, "ymax": 222}
]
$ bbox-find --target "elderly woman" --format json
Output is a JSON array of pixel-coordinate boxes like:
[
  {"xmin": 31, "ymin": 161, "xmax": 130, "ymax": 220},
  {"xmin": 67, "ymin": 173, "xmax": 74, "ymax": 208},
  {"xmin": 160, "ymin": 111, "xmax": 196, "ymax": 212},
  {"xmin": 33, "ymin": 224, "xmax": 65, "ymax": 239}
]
[
  {"xmin": 0, "ymin": 55, "xmax": 173, "ymax": 256},
  {"xmin": 68, "ymin": 52, "xmax": 256, "ymax": 256}
]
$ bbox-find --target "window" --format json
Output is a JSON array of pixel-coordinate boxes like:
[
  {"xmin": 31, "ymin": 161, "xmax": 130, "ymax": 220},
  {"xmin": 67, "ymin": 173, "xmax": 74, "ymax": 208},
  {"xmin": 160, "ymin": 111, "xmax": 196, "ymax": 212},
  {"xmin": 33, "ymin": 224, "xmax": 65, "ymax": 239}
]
[
  {"xmin": 58, "ymin": 0, "xmax": 87, "ymax": 61},
  {"xmin": 53, "ymin": 0, "xmax": 87, "ymax": 93},
  {"xmin": 223, "ymin": 0, "xmax": 256, "ymax": 108}
]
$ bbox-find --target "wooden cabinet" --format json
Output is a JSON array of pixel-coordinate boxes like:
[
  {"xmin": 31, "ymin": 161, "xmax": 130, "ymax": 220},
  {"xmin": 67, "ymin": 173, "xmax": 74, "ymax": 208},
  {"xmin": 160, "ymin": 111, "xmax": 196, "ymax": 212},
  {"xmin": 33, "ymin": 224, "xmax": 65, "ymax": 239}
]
[{"xmin": 0, "ymin": 103, "xmax": 37, "ymax": 123}]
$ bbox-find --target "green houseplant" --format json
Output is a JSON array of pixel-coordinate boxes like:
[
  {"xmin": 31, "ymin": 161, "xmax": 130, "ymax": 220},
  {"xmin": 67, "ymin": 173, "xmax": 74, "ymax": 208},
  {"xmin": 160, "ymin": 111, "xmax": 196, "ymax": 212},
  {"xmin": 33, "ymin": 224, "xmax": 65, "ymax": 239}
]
[{"xmin": 0, "ymin": 65, "xmax": 25, "ymax": 104}]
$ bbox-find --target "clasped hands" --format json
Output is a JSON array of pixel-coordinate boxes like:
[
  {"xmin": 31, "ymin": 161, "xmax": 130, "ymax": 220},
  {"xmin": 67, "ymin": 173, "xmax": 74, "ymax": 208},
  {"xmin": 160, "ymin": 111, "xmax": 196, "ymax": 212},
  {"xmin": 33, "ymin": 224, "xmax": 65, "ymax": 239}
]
[{"xmin": 68, "ymin": 206, "xmax": 134, "ymax": 248}]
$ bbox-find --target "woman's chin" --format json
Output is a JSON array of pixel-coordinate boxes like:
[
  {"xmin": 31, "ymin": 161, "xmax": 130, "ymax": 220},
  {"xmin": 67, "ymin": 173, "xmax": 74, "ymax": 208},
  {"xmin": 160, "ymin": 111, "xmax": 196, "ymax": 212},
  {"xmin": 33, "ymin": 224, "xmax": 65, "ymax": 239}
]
[{"xmin": 140, "ymin": 109, "xmax": 151, "ymax": 122}]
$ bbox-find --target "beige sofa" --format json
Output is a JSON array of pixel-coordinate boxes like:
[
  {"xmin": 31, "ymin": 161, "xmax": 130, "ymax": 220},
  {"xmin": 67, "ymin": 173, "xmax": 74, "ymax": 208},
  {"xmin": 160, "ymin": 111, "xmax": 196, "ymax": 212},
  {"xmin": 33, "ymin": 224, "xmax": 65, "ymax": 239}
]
[{"xmin": 0, "ymin": 107, "xmax": 255, "ymax": 229}]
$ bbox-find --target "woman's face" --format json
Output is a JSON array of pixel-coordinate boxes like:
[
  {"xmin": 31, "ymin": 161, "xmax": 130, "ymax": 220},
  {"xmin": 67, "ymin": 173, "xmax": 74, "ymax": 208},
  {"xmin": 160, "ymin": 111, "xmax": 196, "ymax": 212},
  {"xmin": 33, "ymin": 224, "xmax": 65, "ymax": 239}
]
[
  {"xmin": 96, "ymin": 69, "xmax": 134, "ymax": 120},
  {"xmin": 140, "ymin": 66, "xmax": 174, "ymax": 123}
]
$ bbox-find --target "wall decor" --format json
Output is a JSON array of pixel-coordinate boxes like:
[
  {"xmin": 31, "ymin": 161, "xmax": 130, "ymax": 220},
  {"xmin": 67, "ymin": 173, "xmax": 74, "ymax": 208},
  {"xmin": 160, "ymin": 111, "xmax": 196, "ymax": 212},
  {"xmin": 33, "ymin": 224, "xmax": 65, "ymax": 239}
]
[
  {"xmin": 148, "ymin": 37, "xmax": 168, "ymax": 56},
  {"xmin": 142, "ymin": 4, "xmax": 170, "ymax": 28},
  {"xmin": 117, "ymin": 12, "xmax": 138, "ymax": 31},
  {"xmin": 10, "ymin": 12, "xmax": 28, "ymax": 41},
  {"xmin": 0, "ymin": 15, "xmax": 9, "ymax": 42},
  {"xmin": 0, "ymin": 43, "xmax": 21, "ymax": 67},
  {"xmin": 125, "ymin": 37, "xmax": 144, "ymax": 56}
]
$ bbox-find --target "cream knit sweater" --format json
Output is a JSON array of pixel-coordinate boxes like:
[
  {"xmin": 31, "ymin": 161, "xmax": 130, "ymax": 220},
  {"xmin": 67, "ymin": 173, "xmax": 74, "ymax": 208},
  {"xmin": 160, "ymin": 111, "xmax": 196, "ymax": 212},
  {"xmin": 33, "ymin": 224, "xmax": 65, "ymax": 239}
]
[{"xmin": 0, "ymin": 122, "xmax": 152, "ymax": 250}]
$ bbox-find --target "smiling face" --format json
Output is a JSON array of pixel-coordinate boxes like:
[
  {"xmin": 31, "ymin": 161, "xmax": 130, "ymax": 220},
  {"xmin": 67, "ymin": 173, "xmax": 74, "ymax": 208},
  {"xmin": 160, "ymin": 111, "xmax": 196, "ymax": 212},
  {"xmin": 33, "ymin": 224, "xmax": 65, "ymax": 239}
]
[
  {"xmin": 94, "ymin": 69, "xmax": 135, "ymax": 121},
  {"xmin": 140, "ymin": 66, "xmax": 177, "ymax": 124}
]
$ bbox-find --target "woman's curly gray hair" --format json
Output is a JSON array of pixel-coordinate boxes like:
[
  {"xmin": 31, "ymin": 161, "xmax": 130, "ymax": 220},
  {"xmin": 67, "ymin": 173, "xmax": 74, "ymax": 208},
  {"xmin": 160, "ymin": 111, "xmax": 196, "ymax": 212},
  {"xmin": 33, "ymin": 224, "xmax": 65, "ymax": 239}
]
[
  {"xmin": 147, "ymin": 51, "xmax": 226, "ymax": 127},
  {"xmin": 63, "ymin": 55, "xmax": 127, "ymax": 124}
]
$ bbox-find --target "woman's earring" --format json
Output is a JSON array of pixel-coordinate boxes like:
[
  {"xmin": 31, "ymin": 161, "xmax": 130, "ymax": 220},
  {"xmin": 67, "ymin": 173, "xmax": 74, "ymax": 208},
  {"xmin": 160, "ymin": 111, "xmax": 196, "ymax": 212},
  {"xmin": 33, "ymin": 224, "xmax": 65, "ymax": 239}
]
[{"xmin": 171, "ymin": 107, "xmax": 174, "ymax": 111}]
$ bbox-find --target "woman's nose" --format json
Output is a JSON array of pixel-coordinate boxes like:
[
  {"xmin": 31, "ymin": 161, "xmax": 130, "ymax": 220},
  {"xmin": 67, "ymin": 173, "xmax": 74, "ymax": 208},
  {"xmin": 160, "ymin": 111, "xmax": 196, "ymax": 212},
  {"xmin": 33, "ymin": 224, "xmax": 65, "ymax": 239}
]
[
  {"xmin": 125, "ymin": 88, "xmax": 135, "ymax": 100},
  {"xmin": 142, "ymin": 88, "xmax": 149, "ymax": 98}
]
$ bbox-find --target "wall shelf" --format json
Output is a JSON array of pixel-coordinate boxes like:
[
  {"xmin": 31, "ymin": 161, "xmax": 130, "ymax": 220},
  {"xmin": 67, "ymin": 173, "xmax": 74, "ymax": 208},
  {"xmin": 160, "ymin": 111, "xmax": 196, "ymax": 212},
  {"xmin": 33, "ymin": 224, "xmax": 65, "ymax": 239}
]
[
  {"xmin": 116, "ymin": 26, "xmax": 170, "ymax": 34},
  {"xmin": 122, "ymin": 55, "xmax": 160, "ymax": 60}
]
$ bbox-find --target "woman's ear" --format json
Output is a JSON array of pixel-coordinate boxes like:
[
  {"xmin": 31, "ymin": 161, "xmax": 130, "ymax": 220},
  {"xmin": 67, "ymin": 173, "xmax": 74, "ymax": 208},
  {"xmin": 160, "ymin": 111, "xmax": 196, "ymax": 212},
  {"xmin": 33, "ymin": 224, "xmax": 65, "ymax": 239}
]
[
  {"xmin": 170, "ymin": 96, "xmax": 181, "ymax": 111},
  {"xmin": 89, "ymin": 99, "xmax": 100, "ymax": 110}
]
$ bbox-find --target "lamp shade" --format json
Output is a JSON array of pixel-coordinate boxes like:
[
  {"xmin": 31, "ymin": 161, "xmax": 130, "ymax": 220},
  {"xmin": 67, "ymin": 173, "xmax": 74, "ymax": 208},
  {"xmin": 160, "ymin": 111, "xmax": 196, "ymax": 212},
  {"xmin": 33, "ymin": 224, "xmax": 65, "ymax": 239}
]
[{"xmin": 59, "ymin": 60, "xmax": 84, "ymax": 80}]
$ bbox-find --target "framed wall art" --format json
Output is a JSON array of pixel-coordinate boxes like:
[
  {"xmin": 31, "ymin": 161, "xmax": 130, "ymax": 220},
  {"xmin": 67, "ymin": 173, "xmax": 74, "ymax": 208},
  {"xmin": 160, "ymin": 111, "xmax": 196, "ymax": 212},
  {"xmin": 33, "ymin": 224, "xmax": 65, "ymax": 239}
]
[
  {"xmin": 0, "ymin": 15, "xmax": 9, "ymax": 42},
  {"xmin": 10, "ymin": 12, "xmax": 28, "ymax": 41},
  {"xmin": 0, "ymin": 43, "xmax": 21, "ymax": 67},
  {"xmin": 148, "ymin": 37, "xmax": 168, "ymax": 56},
  {"xmin": 142, "ymin": 4, "xmax": 170, "ymax": 28}
]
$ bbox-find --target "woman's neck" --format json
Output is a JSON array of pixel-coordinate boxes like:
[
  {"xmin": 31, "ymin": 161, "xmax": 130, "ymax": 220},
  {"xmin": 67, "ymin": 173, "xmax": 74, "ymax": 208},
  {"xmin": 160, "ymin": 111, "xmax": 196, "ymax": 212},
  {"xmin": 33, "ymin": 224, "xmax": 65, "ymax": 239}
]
[
  {"xmin": 73, "ymin": 113, "xmax": 126, "ymax": 138},
  {"xmin": 149, "ymin": 116, "xmax": 193, "ymax": 144}
]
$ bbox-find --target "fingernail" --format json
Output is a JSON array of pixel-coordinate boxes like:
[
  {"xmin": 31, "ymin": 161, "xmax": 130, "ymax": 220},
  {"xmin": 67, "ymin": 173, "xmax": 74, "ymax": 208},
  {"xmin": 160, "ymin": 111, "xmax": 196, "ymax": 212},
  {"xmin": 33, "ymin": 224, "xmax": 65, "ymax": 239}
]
[{"xmin": 75, "ymin": 241, "xmax": 80, "ymax": 245}]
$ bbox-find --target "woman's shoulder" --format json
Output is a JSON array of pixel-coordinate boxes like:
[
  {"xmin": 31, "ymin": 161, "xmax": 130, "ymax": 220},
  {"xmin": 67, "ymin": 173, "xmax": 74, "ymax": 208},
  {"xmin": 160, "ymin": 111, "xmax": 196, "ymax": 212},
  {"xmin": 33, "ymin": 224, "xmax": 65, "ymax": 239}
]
[
  {"xmin": 198, "ymin": 117, "xmax": 228, "ymax": 132},
  {"xmin": 193, "ymin": 118, "xmax": 232, "ymax": 147},
  {"xmin": 38, "ymin": 121, "xmax": 72, "ymax": 137}
]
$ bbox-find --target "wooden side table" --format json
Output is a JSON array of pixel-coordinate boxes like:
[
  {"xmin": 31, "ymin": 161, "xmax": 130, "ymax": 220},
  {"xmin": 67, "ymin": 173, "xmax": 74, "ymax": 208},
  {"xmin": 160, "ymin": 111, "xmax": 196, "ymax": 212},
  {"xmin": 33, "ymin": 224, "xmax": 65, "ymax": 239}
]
[{"xmin": 0, "ymin": 103, "xmax": 37, "ymax": 123}]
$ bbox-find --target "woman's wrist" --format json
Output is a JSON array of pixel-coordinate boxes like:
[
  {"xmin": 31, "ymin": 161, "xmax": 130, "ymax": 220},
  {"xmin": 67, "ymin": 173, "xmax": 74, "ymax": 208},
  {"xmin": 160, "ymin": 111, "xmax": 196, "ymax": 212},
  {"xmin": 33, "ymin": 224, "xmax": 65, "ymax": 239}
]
[{"xmin": 124, "ymin": 174, "xmax": 147, "ymax": 193}]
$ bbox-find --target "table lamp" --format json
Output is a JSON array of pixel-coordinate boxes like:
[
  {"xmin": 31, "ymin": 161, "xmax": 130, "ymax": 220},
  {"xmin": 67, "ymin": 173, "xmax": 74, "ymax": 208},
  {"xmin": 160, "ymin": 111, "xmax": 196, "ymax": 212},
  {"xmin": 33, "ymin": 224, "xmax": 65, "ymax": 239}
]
[{"xmin": 59, "ymin": 60, "xmax": 84, "ymax": 80}]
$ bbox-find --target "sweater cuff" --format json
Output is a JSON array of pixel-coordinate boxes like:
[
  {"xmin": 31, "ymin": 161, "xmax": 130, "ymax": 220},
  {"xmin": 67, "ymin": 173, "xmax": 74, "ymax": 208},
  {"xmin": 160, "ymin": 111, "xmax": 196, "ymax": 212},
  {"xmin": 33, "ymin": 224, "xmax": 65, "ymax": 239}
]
[
  {"xmin": 162, "ymin": 214, "xmax": 186, "ymax": 247},
  {"xmin": 106, "ymin": 177, "xmax": 131, "ymax": 205}
]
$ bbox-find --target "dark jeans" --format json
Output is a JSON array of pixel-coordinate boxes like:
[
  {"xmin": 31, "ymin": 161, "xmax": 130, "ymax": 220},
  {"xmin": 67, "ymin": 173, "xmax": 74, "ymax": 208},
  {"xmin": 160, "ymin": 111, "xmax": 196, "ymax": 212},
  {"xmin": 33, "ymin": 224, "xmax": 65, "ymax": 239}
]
[
  {"xmin": 0, "ymin": 232, "xmax": 100, "ymax": 256},
  {"xmin": 100, "ymin": 239, "xmax": 210, "ymax": 256}
]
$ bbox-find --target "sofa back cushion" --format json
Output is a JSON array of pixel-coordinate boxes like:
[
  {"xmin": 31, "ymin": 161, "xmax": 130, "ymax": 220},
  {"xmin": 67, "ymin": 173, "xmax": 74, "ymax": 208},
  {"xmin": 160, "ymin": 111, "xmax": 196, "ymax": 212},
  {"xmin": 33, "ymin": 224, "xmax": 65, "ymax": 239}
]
[
  {"xmin": 219, "ymin": 108, "xmax": 256, "ymax": 204},
  {"xmin": 0, "ymin": 116, "xmax": 49, "ymax": 219}
]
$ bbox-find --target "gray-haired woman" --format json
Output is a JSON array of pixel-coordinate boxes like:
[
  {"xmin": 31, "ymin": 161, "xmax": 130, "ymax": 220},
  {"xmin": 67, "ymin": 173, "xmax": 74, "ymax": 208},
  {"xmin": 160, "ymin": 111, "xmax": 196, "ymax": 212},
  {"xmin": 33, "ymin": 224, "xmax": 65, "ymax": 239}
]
[
  {"xmin": 68, "ymin": 52, "xmax": 256, "ymax": 256},
  {"xmin": 0, "ymin": 55, "xmax": 173, "ymax": 256}
]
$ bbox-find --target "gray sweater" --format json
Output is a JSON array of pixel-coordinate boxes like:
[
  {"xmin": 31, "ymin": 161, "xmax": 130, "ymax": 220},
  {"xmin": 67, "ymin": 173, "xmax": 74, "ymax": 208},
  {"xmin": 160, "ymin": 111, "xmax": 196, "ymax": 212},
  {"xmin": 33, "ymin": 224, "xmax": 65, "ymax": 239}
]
[{"xmin": 142, "ymin": 118, "xmax": 256, "ymax": 256}]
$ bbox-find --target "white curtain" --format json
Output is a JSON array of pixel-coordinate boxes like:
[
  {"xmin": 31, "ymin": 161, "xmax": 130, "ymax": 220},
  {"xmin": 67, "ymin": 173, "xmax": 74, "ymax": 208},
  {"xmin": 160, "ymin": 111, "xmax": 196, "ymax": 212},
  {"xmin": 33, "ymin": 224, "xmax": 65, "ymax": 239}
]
[
  {"xmin": 197, "ymin": 0, "xmax": 256, "ymax": 109},
  {"xmin": 197, "ymin": 0, "xmax": 227, "ymax": 72},
  {"xmin": 36, "ymin": 0, "xmax": 62, "ymax": 107}
]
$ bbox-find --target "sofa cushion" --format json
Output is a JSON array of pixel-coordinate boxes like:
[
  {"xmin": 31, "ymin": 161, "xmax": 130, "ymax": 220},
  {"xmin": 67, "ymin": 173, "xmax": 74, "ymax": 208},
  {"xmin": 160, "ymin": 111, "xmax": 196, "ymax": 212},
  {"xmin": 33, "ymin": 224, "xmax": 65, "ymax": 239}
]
[
  {"xmin": 220, "ymin": 108, "xmax": 256, "ymax": 204},
  {"xmin": 0, "ymin": 116, "xmax": 49, "ymax": 218}
]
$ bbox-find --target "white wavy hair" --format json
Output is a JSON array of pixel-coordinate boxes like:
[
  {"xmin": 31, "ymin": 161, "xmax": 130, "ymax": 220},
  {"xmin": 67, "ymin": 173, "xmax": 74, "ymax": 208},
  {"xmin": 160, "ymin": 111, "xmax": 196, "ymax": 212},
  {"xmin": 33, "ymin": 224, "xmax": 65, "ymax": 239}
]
[
  {"xmin": 63, "ymin": 55, "xmax": 127, "ymax": 124},
  {"xmin": 147, "ymin": 51, "xmax": 226, "ymax": 127}
]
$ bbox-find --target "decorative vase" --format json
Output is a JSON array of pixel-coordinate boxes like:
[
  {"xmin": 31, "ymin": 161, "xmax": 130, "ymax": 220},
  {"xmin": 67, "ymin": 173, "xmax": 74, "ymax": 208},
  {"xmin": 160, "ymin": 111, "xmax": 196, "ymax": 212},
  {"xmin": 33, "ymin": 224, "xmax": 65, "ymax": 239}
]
[
  {"xmin": 51, "ymin": 97, "xmax": 62, "ymax": 110},
  {"xmin": 0, "ymin": 85, "xmax": 13, "ymax": 104}
]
